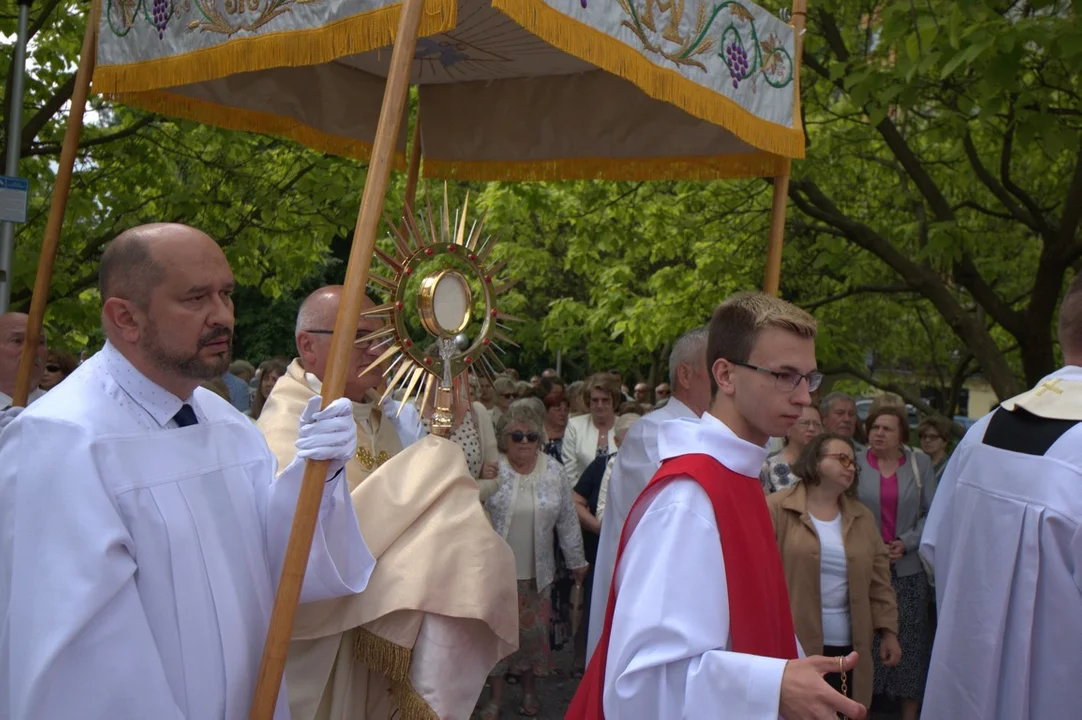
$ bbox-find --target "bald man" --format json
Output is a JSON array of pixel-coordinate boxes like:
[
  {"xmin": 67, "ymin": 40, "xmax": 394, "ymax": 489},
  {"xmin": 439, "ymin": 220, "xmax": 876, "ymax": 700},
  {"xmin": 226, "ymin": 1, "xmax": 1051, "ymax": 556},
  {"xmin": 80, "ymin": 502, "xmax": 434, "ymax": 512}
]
[
  {"xmin": 258, "ymin": 286, "xmax": 517, "ymax": 720},
  {"xmin": 0, "ymin": 224, "xmax": 376, "ymax": 719},
  {"xmin": 0, "ymin": 312, "xmax": 47, "ymax": 429},
  {"xmin": 259, "ymin": 286, "xmax": 423, "ymax": 475}
]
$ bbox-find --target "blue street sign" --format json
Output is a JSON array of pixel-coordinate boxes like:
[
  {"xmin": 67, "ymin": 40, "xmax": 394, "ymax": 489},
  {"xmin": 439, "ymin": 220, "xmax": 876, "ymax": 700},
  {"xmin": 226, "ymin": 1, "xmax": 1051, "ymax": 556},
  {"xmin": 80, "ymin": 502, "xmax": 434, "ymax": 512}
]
[{"xmin": 0, "ymin": 176, "xmax": 29, "ymax": 223}]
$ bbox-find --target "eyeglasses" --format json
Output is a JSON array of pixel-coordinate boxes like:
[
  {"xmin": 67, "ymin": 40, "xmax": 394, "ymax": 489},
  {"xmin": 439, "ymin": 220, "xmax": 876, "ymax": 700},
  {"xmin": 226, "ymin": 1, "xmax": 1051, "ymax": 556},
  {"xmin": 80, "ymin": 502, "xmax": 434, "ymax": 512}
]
[
  {"xmin": 796, "ymin": 420, "xmax": 824, "ymax": 429},
  {"xmin": 728, "ymin": 360, "xmax": 823, "ymax": 392},
  {"xmin": 302, "ymin": 328, "xmax": 385, "ymax": 354},
  {"xmin": 822, "ymin": 453, "xmax": 857, "ymax": 470},
  {"xmin": 509, "ymin": 431, "xmax": 540, "ymax": 444},
  {"xmin": 920, "ymin": 433, "xmax": 943, "ymax": 441}
]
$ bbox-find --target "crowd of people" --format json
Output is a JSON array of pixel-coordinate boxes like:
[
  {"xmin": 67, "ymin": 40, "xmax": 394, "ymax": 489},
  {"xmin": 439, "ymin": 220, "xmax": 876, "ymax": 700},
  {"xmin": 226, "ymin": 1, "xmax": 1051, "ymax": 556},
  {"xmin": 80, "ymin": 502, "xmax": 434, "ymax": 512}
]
[{"xmin": 1, "ymin": 222, "xmax": 1079, "ymax": 720}]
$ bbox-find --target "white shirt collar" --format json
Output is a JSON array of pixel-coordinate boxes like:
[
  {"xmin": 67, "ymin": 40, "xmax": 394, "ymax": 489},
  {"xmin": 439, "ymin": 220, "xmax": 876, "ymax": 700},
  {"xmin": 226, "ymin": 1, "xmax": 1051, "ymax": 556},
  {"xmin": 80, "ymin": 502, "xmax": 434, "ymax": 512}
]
[
  {"xmin": 661, "ymin": 395, "xmax": 696, "ymax": 420},
  {"xmin": 657, "ymin": 411, "xmax": 768, "ymax": 478},
  {"xmin": 101, "ymin": 341, "xmax": 195, "ymax": 428}
]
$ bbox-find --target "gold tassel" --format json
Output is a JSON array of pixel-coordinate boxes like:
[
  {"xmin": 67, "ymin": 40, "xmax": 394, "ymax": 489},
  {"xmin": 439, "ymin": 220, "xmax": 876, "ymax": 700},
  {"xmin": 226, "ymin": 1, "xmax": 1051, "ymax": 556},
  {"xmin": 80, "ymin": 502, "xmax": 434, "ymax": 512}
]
[
  {"xmin": 353, "ymin": 629, "xmax": 439, "ymax": 720},
  {"xmin": 94, "ymin": 0, "xmax": 458, "ymax": 95},
  {"xmin": 489, "ymin": 0, "xmax": 805, "ymax": 160}
]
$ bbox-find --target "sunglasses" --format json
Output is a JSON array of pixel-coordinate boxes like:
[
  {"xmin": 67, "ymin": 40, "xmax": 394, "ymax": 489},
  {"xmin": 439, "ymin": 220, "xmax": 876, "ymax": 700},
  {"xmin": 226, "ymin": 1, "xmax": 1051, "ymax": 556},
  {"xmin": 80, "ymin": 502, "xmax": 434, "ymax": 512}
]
[
  {"xmin": 501, "ymin": 392, "xmax": 517, "ymax": 399},
  {"xmin": 45, "ymin": 364, "xmax": 61, "ymax": 373},
  {"xmin": 509, "ymin": 431, "xmax": 540, "ymax": 444},
  {"xmin": 822, "ymin": 453, "xmax": 857, "ymax": 470}
]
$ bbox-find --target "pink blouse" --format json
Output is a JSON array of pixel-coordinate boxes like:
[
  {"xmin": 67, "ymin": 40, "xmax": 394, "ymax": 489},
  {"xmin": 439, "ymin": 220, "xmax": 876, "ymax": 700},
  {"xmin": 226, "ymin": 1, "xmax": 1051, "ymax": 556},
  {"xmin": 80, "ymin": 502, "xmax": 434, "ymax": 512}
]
[{"xmin": 868, "ymin": 450, "xmax": 907, "ymax": 544}]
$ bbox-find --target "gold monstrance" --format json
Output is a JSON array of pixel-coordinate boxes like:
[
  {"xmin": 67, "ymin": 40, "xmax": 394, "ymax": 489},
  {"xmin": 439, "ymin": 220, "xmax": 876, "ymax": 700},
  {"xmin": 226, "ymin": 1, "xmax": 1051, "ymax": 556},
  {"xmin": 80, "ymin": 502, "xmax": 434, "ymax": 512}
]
[{"xmin": 356, "ymin": 187, "xmax": 518, "ymax": 436}]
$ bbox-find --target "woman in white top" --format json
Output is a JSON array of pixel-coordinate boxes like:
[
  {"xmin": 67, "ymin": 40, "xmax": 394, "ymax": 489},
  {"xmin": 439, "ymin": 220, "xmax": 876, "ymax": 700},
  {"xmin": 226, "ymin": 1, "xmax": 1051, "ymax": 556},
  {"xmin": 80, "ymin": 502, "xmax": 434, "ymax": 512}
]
[
  {"xmin": 482, "ymin": 401, "xmax": 588, "ymax": 718},
  {"xmin": 560, "ymin": 373, "xmax": 619, "ymax": 489},
  {"xmin": 767, "ymin": 433, "xmax": 903, "ymax": 708}
]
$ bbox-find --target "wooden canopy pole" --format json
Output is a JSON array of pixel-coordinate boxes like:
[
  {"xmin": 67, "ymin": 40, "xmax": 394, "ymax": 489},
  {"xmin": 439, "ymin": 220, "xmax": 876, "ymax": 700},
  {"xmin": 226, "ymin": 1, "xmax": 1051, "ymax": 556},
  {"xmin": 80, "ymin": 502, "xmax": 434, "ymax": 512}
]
[
  {"xmin": 246, "ymin": 0, "xmax": 427, "ymax": 715},
  {"xmin": 12, "ymin": 0, "xmax": 100, "ymax": 406},
  {"xmin": 763, "ymin": 0, "xmax": 807, "ymax": 296}
]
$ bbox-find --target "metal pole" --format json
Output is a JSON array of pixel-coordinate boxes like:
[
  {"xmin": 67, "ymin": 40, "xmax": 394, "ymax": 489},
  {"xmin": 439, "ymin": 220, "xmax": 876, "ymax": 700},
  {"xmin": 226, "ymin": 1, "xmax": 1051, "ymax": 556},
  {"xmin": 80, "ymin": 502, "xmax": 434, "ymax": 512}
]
[{"xmin": 0, "ymin": 0, "xmax": 32, "ymax": 313}]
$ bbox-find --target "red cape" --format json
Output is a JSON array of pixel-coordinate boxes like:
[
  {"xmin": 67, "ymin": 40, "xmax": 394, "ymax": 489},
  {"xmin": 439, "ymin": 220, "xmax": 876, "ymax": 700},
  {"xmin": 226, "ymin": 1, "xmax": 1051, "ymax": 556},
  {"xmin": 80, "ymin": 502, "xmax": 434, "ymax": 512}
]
[{"xmin": 566, "ymin": 453, "xmax": 797, "ymax": 719}]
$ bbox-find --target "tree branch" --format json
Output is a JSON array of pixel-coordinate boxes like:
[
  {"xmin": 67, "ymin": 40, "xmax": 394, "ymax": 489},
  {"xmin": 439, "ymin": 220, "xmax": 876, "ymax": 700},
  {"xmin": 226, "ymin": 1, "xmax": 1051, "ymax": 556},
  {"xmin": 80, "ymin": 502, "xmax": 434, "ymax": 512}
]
[
  {"xmin": 19, "ymin": 74, "xmax": 77, "ymax": 149},
  {"xmin": 801, "ymin": 284, "xmax": 913, "ymax": 311},
  {"xmin": 999, "ymin": 106, "xmax": 1054, "ymax": 234},
  {"xmin": 25, "ymin": 115, "xmax": 157, "ymax": 156}
]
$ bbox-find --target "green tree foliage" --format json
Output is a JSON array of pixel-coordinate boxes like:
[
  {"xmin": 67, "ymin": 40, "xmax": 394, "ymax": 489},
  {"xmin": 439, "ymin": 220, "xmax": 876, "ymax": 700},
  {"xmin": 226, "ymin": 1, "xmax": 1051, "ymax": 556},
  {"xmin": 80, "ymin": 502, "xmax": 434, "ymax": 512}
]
[{"xmin": 2, "ymin": 0, "xmax": 1078, "ymax": 417}]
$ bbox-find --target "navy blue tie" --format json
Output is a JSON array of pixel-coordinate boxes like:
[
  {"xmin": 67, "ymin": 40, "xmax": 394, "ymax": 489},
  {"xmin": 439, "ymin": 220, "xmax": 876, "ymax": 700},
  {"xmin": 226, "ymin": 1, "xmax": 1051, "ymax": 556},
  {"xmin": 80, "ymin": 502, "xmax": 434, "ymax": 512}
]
[{"xmin": 173, "ymin": 404, "xmax": 199, "ymax": 428}]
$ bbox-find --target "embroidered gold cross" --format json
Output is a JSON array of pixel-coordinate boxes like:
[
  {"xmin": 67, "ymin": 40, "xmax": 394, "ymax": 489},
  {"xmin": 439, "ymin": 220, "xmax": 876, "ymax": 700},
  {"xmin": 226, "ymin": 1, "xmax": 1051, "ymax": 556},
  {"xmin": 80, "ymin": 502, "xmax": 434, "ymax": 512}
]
[{"xmin": 1035, "ymin": 379, "xmax": 1064, "ymax": 397}]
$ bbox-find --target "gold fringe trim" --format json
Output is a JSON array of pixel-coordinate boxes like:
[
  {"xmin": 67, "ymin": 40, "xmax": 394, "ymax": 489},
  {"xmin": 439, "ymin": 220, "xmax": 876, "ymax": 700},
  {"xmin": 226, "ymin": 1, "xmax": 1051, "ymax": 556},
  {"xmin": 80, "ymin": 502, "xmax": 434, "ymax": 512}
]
[
  {"xmin": 107, "ymin": 89, "xmax": 409, "ymax": 165},
  {"xmin": 489, "ymin": 0, "xmax": 805, "ymax": 160},
  {"xmin": 94, "ymin": 0, "xmax": 458, "ymax": 95},
  {"xmin": 353, "ymin": 628, "xmax": 438, "ymax": 720},
  {"xmin": 423, "ymin": 152, "xmax": 789, "ymax": 181}
]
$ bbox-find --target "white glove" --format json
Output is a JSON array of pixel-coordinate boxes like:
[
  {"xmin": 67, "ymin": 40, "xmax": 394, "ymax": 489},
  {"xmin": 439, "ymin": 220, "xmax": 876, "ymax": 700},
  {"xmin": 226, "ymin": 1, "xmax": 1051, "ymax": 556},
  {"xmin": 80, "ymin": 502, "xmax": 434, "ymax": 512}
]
[
  {"xmin": 295, "ymin": 397, "xmax": 357, "ymax": 476},
  {"xmin": 0, "ymin": 406, "xmax": 23, "ymax": 433}
]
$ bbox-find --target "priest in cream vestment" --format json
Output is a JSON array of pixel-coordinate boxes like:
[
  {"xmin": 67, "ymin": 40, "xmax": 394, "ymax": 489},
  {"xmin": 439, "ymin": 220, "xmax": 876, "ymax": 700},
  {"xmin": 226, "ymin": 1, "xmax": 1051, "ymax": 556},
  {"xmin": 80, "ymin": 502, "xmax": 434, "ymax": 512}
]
[{"xmin": 259, "ymin": 287, "xmax": 518, "ymax": 720}]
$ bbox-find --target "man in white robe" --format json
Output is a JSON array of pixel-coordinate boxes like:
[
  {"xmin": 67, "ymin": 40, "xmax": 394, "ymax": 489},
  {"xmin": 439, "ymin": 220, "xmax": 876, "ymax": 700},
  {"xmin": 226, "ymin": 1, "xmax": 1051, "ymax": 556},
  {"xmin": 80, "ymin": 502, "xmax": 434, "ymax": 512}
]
[
  {"xmin": 587, "ymin": 326, "xmax": 711, "ymax": 660},
  {"xmin": 0, "ymin": 224, "xmax": 376, "ymax": 719},
  {"xmin": 0, "ymin": 312, "xmax": 47, "ymax": 428},
  {"xmin": 569, "ymin": 293, "xmax": 866, "ymax": 720},
  {"xmin": 919, "ymin": 273, "xmax": 1082, "ymax": 719}
]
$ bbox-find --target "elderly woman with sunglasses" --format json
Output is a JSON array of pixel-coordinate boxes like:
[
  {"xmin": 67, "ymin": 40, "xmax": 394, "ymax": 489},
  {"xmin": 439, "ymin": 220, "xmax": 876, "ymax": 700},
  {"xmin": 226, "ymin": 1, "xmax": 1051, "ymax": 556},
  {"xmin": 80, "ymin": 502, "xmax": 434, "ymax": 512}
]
[
  {"xmin": 768, "ymin": 433, "xmax": 902, "ymax": 710},
  {"xmin": 481, "ymin": 400, "xmax": 588, "ymax": 719}
]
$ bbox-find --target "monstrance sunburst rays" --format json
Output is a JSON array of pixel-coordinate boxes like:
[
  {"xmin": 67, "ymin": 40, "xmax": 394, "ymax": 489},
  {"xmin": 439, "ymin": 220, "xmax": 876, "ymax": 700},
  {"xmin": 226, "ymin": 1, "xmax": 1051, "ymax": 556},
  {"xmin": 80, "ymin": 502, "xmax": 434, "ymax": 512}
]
[{"xmin": 357, "ymin": 186, "xmax": 520, "ymax": 417}]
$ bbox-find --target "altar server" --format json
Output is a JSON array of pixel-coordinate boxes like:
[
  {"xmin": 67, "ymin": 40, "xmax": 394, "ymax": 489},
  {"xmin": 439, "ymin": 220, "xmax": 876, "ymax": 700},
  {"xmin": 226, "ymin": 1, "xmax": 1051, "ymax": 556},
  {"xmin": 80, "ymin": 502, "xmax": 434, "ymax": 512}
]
[
  {"xmin": 586, "ymin": 325, "xmax": 711, "ymax": 660},
  {"xmin": 0, "ymin": 223, "xmax": 375, "ymax": 719},
  {"xmin": 920, "ymin": 272, "xmax": 1082, "ymax": 719},
  {"xmin": 569, "ymin": 292, "xmax": 866, "ymax": 720}
]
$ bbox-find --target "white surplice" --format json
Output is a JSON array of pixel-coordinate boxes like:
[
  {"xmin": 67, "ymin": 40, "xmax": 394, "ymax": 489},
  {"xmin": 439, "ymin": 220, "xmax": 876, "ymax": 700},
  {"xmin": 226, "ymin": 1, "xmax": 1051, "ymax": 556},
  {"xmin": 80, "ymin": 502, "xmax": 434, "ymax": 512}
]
[
  {"xmin": 603, "ymin": 413, "xmax": 799, "ymax": 719},
  {"xmin": 0, "ymin": 343, "xmax": 375, "ymax": 720},
  {"xmin": 919, "ymin": 365, "xmax": 1082, "ymax": 720},
  {"xmin": 587, "ymin": 397, "xmax": 696, "ymax": 660}
]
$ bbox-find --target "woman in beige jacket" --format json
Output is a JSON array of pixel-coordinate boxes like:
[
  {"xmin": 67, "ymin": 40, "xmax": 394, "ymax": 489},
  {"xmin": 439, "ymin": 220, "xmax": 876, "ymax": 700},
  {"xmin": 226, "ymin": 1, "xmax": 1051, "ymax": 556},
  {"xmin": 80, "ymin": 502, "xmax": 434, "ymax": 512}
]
[{"xmin": 767, "ymin": 433, "xmax": 902, "ymax": 708}]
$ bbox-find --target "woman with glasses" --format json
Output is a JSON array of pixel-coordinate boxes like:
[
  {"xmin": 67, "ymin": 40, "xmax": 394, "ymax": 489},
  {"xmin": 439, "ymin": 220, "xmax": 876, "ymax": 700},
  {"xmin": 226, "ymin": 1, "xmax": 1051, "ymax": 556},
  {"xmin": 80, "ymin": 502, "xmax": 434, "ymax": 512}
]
[
  {"xmin": 39, "ymin": 351, "xmax": 78, "ymax": 392},
  {"xmin": 541, "ymin": 391, "xmax": 570, "ymax": 463},
  {"xmin": 917, "ymin": 416, "xmax": 953, "ymax": 481},
  {"xmin": 760, "ymin": 404, "xmax": 823, "ymax": 493},
  {"xmin": 857, "ymin": 405, "xmax": 937, "ymax": 720},
  {"xmin": 482, "ymin": 401, "xmax": 587, "ymax": 719},
  {"xmin": 768, "ymin": 433, "xmax": 902, "ymax": 710}
]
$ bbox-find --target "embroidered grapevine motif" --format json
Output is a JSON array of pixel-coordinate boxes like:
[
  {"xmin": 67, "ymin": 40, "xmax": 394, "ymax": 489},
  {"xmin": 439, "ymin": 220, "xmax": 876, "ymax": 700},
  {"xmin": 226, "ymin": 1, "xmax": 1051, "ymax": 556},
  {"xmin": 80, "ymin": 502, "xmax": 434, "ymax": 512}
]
[
  {"xmin": 105, "ymin": 0, "xmax": 322, "ymax": 39},
  {"xmin": 616, "ymin": 0, "xmax": 794, "ymax": 89}
]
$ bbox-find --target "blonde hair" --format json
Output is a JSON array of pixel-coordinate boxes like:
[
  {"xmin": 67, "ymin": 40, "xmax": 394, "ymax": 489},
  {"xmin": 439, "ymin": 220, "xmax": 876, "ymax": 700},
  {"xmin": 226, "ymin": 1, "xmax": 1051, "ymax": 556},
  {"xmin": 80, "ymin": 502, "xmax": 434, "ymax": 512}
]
[{"xmin": 707, "ymin": 292, "xmax": 817, "ymax": 396}]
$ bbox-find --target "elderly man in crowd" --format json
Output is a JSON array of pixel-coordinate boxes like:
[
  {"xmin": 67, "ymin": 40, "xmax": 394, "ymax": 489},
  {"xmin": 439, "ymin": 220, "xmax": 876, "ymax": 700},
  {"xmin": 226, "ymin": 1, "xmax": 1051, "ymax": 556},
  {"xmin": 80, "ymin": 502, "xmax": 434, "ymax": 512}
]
[
  {"xmin": 0, "ymin": 312, "xmax": 46, "ymax": 418},
  {"xmin": 821, "ymin": 391, "xmax": 860, "ymax": 443},
  {"xmin": 258, "ymin": 285, "xmax": 517, "ymax": 720}
]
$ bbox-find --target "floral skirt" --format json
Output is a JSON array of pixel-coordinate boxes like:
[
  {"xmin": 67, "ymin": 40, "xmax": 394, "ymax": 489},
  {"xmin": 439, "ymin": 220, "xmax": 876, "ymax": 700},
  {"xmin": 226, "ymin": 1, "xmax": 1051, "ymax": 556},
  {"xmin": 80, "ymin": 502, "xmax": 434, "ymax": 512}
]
[
  {"xmin": 491, "ymin": 580, "xmax": 552, "ymax": 677},
  {"xmin": 873, "ymin": 569, "xmax": 931, "ymax": 700}
]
